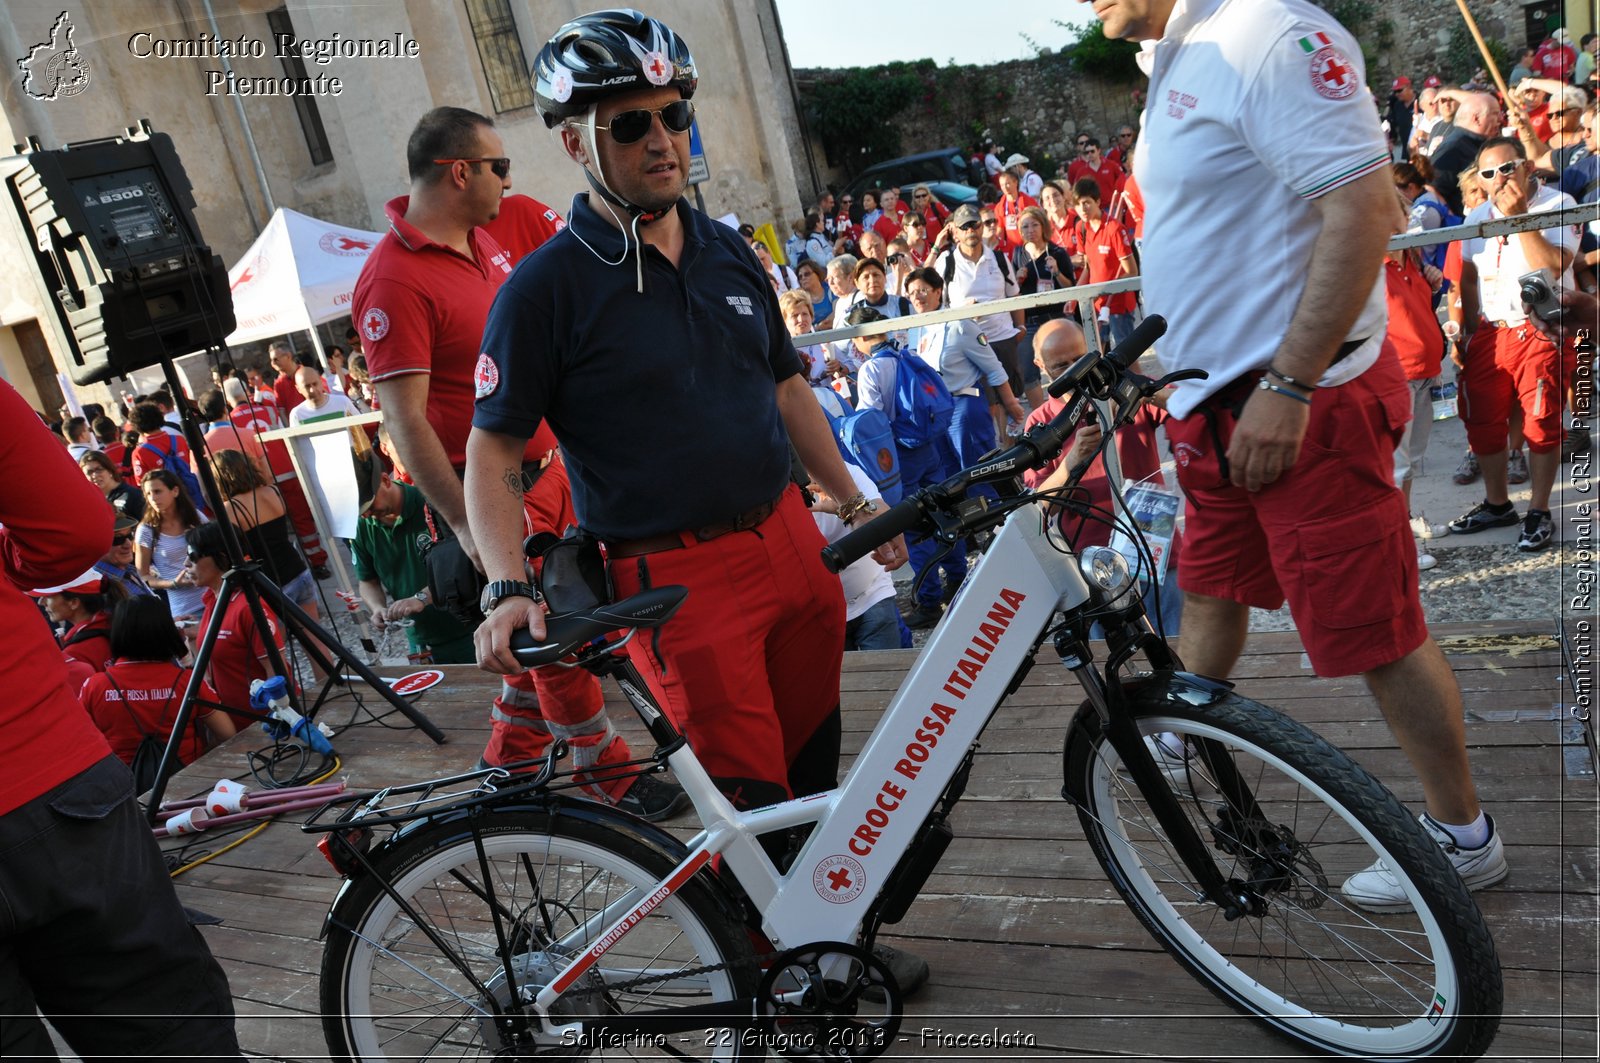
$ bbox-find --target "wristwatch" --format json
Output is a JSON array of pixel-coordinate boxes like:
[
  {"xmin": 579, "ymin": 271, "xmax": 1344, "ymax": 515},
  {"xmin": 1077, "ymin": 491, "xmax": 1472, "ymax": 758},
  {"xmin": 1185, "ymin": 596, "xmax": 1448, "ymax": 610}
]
[{"xmin": 479, "ymin": 579, "xmax": 539, "ymax": 614}]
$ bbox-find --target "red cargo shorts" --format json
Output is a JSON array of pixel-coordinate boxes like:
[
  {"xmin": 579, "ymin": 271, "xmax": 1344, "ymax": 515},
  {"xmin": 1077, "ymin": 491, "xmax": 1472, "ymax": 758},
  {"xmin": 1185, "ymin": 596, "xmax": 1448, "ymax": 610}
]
[{"xmin": 1168, "ymin": 346, "xmax": 1428, "ymax": 678}]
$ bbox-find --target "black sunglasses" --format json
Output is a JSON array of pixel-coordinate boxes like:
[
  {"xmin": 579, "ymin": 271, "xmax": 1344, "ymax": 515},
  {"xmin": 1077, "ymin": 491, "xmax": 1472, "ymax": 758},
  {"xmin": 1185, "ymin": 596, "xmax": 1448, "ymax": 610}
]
[
  {"xmin": 596, "ymin": 100, "xmax": 695, "ymax": 144},
  {"xmin": 433, "ymin": 156, "xmax": 511, "ymax": 178},
  {"xmin": 111, "ymin": 534, "xmax": 132, "ymax": 546},
  {"xmin": 956, "ymin": 220, "xmax": 981, "ymax": 231}
]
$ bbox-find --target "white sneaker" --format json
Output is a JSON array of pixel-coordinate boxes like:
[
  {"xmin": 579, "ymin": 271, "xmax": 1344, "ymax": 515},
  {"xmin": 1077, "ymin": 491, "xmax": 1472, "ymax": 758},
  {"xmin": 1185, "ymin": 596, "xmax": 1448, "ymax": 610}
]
[
  {"xmin": 1417, "ymin": 545, "xmax": 1437, "ymax": 571},
  {"xmin": 1410, "ymin": 514, "xmax": 1450, "ymax": 539},
  {"xmin": 1121, "ymin": 733, "xmax": 1214, "ymax": 798},
  {"xmin": 1341, "ymin": 813, "xmax": 1508, "ymax": 912}
]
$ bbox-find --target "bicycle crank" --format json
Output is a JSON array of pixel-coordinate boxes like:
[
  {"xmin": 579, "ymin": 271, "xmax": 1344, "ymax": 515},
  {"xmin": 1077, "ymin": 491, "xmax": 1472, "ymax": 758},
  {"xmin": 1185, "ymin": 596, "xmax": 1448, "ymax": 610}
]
[{"xmin": 755, "ymin": 941, "xmax": 900, "ymax": 1059}]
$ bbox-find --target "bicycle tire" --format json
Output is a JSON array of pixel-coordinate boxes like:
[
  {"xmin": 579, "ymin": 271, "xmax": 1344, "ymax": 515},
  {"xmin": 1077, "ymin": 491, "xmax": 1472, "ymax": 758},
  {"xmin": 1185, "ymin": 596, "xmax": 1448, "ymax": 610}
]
[
  {"xmin": 1067, "ymin": 689, "xmax": 1502, "ymax": 1059},
  {"xmin": 320, "ymin": 809, "xmax": 760, "ymax": 1061}
]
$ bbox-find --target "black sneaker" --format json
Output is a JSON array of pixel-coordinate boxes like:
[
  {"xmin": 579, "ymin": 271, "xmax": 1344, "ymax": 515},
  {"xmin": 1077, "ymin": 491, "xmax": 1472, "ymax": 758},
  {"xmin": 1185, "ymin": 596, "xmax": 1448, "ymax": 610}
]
[
  {"xmin": 615, "ymin": 774, "xmax": 691, "ymax": 822},
  {"xmin": 1447, "ymin": 500, "xmax": 1519, "ymax": 534},
  {"xmin": 904, "ymin": 604, "xmax": 943, "ymax": 629},
  {"xmin": 871, "ymin": 943, "xmax": 930, "ymax": 996},
  {"xmin": 1516, "ymin": 510, "xmax": 1554, "ymax": 552}
]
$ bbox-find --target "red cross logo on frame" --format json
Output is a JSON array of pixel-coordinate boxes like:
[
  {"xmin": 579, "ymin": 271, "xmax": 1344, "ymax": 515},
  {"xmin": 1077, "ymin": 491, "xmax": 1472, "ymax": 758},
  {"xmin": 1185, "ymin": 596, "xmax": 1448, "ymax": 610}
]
[
  {"xmin": 812, "ymin": 854, "xmax": 866, "ymax": 904},
  {"xmin": 1309, "ymin": 45, "xmax": 1358, "ymax": 100}
]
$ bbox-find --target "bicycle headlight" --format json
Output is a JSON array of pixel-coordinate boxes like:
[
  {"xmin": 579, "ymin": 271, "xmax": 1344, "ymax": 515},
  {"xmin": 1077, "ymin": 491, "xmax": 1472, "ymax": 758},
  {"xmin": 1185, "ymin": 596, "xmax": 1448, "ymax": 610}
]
[{"xmin": 1079, "ymin": 546, "xmax": 1136, "ymax": 606}]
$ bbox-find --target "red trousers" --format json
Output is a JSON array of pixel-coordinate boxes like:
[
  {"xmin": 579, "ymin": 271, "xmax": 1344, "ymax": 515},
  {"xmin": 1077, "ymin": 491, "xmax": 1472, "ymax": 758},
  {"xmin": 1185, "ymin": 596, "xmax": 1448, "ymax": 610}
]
[{"xmin": 608, "ymin": 485, "xmax": 846, "ymax": 809}]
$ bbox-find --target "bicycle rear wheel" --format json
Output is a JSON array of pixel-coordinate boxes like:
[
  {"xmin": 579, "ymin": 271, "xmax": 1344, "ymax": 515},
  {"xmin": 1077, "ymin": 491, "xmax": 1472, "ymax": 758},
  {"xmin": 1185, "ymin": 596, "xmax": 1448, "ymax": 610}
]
[
  {"xmin": 1068, "ymin": 691, "xmax": 1502, "ymax": 1060},
  {"xmin": 320, "ymin": 810, "xmax": 758, "ymax": 1061}
]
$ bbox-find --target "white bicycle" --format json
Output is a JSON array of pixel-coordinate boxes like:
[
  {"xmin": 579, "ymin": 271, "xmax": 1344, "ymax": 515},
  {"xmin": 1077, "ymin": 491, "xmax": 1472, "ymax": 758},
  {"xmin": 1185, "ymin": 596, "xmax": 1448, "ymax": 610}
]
[{"xmin": 306, "ymin": 317, "xmax": 1503, "ymax": 1061}]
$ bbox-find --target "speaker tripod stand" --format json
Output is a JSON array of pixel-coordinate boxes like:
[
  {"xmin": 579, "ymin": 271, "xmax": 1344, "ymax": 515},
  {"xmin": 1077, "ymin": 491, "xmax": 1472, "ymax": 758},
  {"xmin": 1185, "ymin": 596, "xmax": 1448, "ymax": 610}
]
[{"xmin": 144, "ymin": 354, "xmax": 446, "ymax": 822}]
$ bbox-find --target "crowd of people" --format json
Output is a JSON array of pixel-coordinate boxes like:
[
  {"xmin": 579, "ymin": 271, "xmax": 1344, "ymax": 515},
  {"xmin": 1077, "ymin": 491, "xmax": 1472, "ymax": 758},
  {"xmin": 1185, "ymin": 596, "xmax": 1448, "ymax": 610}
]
[{"xmin": 13, "ymin": 5, "xmax": 1597, "ymax": 1044}]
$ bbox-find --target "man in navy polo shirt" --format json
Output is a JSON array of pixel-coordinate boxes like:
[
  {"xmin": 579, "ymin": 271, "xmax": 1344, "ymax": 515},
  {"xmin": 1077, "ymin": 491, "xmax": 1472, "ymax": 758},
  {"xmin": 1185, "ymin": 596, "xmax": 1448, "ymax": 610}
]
[
  {"xmin": 353, "ymin": 105, "xmax": 682, "ymax": 821},
  {"xmin": 468, "ymin": 12, "xmax": 908, "ymax": 840}
]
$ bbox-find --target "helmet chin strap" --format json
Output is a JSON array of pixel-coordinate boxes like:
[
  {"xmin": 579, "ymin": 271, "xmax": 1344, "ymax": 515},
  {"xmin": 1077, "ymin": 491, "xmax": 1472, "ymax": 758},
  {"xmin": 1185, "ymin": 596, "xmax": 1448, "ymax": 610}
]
[{"xmin": 576, "ymin": 112, "xmax": 674, "ymax": 293}]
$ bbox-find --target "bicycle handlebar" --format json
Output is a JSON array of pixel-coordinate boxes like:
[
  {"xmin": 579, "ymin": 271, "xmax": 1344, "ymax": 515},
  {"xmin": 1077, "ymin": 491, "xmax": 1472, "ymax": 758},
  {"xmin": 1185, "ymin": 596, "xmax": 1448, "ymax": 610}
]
[{"xmin": 820, "ymin": 315, "xmax": 1169, "ymax": 573}]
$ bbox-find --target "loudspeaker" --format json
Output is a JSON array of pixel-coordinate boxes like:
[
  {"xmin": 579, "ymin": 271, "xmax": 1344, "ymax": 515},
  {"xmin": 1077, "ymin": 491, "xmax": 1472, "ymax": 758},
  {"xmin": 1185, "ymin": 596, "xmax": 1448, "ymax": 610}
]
[{"xmin": 6, "ymin": 119, "xmax": 234, "ymax": 384}]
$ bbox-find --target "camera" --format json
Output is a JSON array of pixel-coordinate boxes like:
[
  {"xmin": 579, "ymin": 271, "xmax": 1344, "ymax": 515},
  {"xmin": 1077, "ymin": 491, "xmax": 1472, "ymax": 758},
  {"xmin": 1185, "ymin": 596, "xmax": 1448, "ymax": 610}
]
[
  {"xmin": 887, "ymin": 253, "xmax": 905, "ymax": 265},
  {"xmin": 1518, "ymin": 269, "xmax": 1563, "ymax": 322}
]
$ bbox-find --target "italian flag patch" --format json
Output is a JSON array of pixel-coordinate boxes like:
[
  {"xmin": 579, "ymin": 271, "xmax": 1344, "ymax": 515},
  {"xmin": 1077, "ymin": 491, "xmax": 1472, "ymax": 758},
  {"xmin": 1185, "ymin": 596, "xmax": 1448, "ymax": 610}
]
[{"xmin": 1297, "ymin": 31, "xmax": 1332, "ymax": 53}]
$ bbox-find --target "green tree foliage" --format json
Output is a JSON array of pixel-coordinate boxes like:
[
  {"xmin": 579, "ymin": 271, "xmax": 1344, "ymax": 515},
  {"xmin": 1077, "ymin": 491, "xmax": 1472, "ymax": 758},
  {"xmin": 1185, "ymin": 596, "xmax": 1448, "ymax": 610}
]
[
  {"xmin": 1067, "ymin": 21, "xmax": 1141, "ymax": 81},
  {"xmin": 1443, "ymin": 22, "xmax": 1509, "ymax": 85},
  {"xmin": 805, "ymin": 61, "xmax": 931, "ymax": 171}
]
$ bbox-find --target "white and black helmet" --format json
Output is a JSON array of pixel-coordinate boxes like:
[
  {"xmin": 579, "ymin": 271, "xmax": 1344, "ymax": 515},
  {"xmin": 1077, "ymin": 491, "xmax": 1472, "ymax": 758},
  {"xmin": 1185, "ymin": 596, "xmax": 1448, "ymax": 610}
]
[{"xmin": 533, "ymin": 9, "xmax": 697, "ymax": 129}]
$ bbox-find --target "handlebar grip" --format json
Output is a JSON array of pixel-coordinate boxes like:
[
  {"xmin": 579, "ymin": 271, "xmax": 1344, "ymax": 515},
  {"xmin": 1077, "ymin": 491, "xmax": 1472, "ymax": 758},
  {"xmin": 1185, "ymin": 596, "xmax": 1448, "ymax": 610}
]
[
  {"xmin": 820, "ymin": 496, "xmax": 924, "ymax": 573},
  {"xmin": 1109, "ymin": 314, "xmax": 1167, "ymax": 370}
]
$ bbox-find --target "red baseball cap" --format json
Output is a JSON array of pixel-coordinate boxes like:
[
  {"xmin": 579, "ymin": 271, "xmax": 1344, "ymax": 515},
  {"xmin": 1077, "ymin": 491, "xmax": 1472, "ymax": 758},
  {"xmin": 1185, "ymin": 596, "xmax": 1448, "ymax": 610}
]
[
  {"xmin": 1392, "ymin": 76, "xmax": 1412, "ymax": 91},
  {"xmin": 1423, "ymin": 75, "xmax": 1442, "ymax": 88}
]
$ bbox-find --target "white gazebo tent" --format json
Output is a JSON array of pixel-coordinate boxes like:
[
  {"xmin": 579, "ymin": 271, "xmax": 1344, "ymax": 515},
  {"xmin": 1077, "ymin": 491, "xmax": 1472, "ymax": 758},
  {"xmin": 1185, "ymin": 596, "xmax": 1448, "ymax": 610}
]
[{"xmin": 225, "ymin": 207, "xmax": 384, "ymax": 357}]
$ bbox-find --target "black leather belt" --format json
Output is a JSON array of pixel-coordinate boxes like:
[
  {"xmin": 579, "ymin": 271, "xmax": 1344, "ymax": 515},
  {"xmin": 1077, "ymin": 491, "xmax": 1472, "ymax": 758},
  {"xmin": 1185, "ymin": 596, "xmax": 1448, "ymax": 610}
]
[{"xmin": 605, "ymin": 496, "xmax": 782, "ymax": 559}]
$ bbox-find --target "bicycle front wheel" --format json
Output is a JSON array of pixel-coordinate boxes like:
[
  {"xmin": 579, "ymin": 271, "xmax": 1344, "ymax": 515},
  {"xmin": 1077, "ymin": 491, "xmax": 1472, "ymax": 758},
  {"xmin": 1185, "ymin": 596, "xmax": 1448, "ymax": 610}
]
[
  {"xmin": 320, "ymin": 810, "xmax": 759, "ymax": 1061},
  {"xmin": 1069, "ymin": 690, "xmax": 1502, "ymax": 1059}
]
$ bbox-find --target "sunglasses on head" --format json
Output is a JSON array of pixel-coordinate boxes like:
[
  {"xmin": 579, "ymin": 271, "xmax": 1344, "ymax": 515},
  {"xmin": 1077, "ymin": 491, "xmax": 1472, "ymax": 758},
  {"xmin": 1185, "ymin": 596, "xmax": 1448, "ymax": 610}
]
[
  {"xmin": 433, "ymin": 156, "xmax": 511, "ymax": 178},
  {"xmin": 1478, "ymin": 159, "xmax": 1521, "ymax": 180},
  {"xmin": 595, "ymin": 99, "xmax": 695, "ymax": 144}
]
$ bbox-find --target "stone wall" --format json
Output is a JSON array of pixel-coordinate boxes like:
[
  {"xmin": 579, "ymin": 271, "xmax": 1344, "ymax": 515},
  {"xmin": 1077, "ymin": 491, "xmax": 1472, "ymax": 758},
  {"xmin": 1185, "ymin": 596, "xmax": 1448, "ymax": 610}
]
[
  {"xmin": 794, "ymin": 0, "xmax": 1598, "ymax": 207},
  {"xmin": 795, "ymin": 54, "xmax": 1145, "ymax": 199}
]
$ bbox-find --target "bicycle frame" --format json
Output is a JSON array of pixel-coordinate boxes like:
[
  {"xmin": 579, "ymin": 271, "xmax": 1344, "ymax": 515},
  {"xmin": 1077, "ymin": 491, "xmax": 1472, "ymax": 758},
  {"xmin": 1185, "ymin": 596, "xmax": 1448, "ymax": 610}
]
[{"xmin": 530, "ymin": 501, "xmax": 1095, "ymax": 1036}]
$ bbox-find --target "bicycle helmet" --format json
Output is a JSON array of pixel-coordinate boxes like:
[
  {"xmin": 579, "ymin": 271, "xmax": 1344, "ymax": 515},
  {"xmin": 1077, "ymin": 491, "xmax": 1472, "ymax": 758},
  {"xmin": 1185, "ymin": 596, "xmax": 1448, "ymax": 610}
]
[{"xmin": 533, "ymin": 9, "xmax": 697, "ymax": 129}]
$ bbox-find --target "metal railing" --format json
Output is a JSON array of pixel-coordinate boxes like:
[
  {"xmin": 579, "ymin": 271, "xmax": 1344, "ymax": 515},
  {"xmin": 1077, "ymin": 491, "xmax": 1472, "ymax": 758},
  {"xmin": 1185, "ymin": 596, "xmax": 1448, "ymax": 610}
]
[{"xmin": 804, "ymin": 203, "xmax": 1600, "ymax": 350}]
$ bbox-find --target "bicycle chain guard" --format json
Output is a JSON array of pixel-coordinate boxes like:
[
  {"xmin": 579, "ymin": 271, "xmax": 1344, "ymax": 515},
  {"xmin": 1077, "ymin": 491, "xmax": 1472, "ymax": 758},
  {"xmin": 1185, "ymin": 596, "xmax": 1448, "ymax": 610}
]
[{"xmin": 755, "ymin": 941, "xmax": 900, "ymax": 1060}]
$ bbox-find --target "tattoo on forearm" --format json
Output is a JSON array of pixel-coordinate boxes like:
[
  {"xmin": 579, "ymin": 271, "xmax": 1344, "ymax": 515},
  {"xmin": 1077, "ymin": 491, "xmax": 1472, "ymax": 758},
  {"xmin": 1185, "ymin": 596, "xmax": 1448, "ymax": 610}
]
[{"xmin": 502, "ymin": 466, "xmax": 523, "ymax": 497}]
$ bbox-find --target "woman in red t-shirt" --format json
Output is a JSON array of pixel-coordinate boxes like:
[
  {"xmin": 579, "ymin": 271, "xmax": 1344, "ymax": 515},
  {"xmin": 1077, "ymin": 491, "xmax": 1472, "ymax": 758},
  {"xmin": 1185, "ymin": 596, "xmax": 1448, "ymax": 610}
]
[
  {"xmin": 79, "ymin": 596, "xmax": 236, "ymax": 768},
  {"xmin": 31, "ymin": 570, "xmax": 128, "ymax": 674}
]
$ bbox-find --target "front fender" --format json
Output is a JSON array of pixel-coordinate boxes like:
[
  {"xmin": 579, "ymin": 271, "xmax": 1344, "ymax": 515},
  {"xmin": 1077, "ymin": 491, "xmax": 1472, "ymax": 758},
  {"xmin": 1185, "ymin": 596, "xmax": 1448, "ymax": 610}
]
[
  {"xmin": 1060, "ymin": 670, "xmax": 1234, "ymax": 805},
  {"xmin": 318, "ymin": 792, "xmax": 703, "ymax": 940}
]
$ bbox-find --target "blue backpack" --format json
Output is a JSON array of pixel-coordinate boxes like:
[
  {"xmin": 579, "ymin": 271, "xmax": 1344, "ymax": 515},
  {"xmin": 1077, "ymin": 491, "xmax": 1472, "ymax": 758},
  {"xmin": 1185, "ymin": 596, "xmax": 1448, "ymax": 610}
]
[
  {"xmin": 815, "ymin": 388, "xmax": 902, "ymax": 504},
  {"xmin": 139, "ymin": 432, "xmax": 209, "ymax": 515},
  {"xmin": 1412, "ymin": 193, "xmax": 1459, "ymax": 270},
  {"xmin": 874, "ymin": 344, "xmax": 954, "ymax": 450}
]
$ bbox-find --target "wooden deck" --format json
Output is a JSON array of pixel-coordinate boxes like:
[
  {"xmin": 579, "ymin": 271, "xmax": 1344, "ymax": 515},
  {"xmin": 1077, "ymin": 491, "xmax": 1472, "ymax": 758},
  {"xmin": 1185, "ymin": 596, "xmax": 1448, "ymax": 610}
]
[{"xmin": 162, "ymin": 619, "xmax": 1597, "ymax": 1061}]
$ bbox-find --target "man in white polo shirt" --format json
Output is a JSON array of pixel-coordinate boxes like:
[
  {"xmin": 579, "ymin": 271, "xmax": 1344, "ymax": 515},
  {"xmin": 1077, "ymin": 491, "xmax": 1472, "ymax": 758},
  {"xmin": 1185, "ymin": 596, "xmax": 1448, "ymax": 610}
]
[
  {"xmin": 931, "ymin": 203, "xmax": 1024, "ymax": 437},
  {"xmin": 1447, "ymin": 136, "xmax": 1579, "ymax": 552},
  {"xmin": 1086, "ymin": 0, "xmax": 1507, "ymax": 909}
]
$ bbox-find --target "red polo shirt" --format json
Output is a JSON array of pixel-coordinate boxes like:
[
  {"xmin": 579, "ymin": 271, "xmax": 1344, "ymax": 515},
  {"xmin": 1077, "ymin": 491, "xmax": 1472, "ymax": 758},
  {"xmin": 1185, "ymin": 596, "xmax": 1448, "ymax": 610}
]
[
  {"xmin": 272, "ymin": 374, "xmax": 302, "ymax": 416},
  {"xmin": 198, "ymin": 588, "xmax": 286, "ymax": 725},
  {"xmin": 482, "ymin": 193, "xmax": 565, "ymax": 266},
  {"xmin": 1077, "ymin": 217, "xmax": 1138, "ymax": 315},
  {"xmin": 0, "ymin": 377, "xmax": 114, "ymax": 815},
  {"xmin": 1067, "ymin": 159, "xmax": 1125, "ymax": 208},
  {"xmin": 354, "ymin": 196, "xmax": 556, "ymax": 468},
  {"xmin": 994, "ymin": 192, "xmax": 1037, "ymax": 253},
  {"xmin": 80, "ymin": 660, "xmax": 221, "ymax": 767},
  {"xmin": 227, "ymin": 400, "xmax": 294, "ymax": 483}
]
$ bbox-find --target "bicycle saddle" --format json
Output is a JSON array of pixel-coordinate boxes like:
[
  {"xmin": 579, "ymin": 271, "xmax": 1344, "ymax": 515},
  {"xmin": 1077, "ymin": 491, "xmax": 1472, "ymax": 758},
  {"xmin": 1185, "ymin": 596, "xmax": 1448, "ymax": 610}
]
[{"xmin": 509, "ymin": 585, "xmax": 688, "ymax": 667}]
